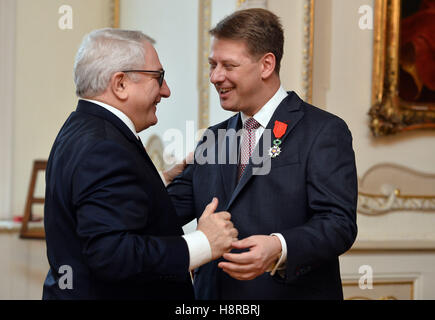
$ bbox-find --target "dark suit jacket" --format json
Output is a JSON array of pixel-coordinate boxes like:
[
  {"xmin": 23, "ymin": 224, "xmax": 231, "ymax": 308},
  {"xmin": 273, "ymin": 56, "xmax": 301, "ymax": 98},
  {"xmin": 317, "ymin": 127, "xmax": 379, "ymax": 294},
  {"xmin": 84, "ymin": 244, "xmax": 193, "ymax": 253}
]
[
  {"xmin": 167, "ymin": 92, "xmax": 358, "ymax": 300},
  {"xmin": 43, "ymin": 100, "xmax": 194, "ymax": 300}
]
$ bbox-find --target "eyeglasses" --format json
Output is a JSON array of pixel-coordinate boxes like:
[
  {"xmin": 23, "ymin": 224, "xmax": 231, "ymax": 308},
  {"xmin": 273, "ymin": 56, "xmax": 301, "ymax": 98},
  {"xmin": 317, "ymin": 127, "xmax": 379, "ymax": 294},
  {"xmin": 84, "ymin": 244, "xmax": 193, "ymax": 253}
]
[{"xmin": 122, "ymin": 69, "xmax": 165, "ymax": 87}]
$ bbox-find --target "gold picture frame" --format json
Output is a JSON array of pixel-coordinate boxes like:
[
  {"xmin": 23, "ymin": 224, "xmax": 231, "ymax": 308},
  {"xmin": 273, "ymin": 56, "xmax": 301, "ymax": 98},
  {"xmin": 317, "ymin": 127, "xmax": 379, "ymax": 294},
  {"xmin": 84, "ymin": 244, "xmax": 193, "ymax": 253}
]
[{"xmin": 369, "ymin": 0, "xmax": 435, "ymax": 137}]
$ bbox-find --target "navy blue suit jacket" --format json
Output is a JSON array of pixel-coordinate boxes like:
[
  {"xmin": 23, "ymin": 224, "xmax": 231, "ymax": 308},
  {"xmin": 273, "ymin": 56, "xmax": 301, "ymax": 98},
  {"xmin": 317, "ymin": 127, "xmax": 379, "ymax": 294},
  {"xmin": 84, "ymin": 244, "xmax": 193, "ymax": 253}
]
[
  {"xmin": 167, "ymin": 92, "xmax": 358, "ymax": 300},
  {"xmin": 43, "ymin": 100, "xmax": 194, "ymax": 299}
]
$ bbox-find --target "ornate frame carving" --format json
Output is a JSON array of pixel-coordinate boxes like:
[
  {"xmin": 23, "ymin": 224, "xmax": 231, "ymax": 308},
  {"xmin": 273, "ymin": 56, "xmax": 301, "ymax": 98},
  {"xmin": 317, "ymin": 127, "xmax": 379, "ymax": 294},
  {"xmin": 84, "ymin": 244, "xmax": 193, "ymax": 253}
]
[
  {"xmin": 358, "ymin": 190, "xmax": 435, "ymax": 215},
  {"xmin": 369, "ymin": 0, "xmax": 435, "ymax": 137},
  {"xmin": 357, "ymin": 163, "xmax": 435, "ymax": 215}
]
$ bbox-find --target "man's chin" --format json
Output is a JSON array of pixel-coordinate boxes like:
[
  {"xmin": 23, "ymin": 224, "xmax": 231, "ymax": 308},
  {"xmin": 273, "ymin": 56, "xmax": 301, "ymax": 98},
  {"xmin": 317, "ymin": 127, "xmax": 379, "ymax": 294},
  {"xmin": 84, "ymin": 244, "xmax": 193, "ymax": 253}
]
[
  {"xmin": 140, "ymin": 117, "xmax": 158, "ymax": 131},
  {"xmin": 149, "ymin": 117, "xmax": 158, "ymax": 127},
  {"xmin": 220, "ymin": 103, "xmax": 239, "ymax": 113}
]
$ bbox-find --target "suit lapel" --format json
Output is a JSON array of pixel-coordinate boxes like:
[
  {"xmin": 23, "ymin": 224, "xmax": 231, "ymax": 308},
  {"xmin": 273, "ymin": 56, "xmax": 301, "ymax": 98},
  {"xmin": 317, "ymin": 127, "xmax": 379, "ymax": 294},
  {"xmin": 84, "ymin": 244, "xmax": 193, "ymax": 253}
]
[
  {"xmin": 219, "ymin": 114, "xmax": 242, "ymax": 201},
  {"xmin": 225, "ymin": 92, "xmax": 305, "ymax": 210}
]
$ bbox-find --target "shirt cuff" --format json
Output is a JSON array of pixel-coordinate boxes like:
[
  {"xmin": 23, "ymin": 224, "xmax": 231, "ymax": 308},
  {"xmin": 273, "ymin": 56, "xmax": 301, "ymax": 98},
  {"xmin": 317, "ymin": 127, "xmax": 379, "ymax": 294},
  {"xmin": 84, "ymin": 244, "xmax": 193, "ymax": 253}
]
[
  {"xmin": 269, "ymin": 233, "xmax": 287, "ymax": 276},
  {"xmin": 182, "ymin": 230, "xmax": 212, "ymax": 270}
]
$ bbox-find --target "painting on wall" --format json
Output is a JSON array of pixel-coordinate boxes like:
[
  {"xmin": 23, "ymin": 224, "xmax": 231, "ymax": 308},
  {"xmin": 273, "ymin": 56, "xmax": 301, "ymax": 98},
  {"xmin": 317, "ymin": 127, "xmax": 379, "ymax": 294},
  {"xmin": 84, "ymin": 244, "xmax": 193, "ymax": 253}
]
[{"xmin": 369, "ymin": 0, "xmax": 435, "ymax": 137}]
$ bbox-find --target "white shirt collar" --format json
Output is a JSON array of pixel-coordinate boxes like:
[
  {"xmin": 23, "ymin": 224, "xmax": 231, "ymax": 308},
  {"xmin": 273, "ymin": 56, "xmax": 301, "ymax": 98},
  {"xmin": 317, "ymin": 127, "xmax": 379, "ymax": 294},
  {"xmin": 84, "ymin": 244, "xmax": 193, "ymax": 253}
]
[
  {"xmin": 81, "ymin": 99, "xmax": 140, "ymax": 140},
  {"xmin": 240, "ymin": 86, "xmax": 288, "ymax": 128}
]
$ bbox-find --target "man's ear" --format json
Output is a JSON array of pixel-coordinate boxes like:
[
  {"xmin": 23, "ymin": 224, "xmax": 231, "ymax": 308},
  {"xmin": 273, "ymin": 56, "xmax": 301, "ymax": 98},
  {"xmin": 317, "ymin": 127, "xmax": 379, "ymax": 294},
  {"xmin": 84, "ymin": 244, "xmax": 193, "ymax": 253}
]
[
  {"xmin": 260, "ymin": 53, "xmax": 276, "ymax": 80},
  {"xmin": 111, "ymin": 72, "xmax": 129, "ymax": 100}
]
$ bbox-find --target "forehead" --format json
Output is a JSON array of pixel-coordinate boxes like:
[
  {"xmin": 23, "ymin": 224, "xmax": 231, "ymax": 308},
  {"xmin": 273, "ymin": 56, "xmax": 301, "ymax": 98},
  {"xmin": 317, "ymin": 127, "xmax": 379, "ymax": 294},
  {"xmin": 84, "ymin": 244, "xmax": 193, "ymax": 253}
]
[
  {"xmin": 209, "ymin": 37, "xmax": 253, "ymax": 61},
  {"xmin": 143, "ymin": 41, "xmax": 162, "ymax": 67}
]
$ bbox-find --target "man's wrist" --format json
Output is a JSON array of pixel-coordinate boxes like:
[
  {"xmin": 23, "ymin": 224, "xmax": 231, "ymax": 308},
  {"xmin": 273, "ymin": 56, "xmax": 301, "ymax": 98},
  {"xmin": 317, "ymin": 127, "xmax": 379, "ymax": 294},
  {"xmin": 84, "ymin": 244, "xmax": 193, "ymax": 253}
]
[
  {"xmin": 182, "ymin": 230, "xmax": 212, "ymax": 270},
  {"xmin": 265, "ymin": 235, "xmax": 281, "ymax": 272},
  {"xmin": 269, "ymin": 233, "xmax": 287, "ymax": 276}
]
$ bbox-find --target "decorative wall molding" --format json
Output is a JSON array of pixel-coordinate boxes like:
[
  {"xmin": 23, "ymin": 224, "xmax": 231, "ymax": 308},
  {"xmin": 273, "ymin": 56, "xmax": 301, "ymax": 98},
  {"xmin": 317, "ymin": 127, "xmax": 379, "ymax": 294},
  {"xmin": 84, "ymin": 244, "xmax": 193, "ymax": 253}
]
[
  {"xmin": 302, "ymin": 0, "xmax": 314, "ymax": 103},
  {"xmin": 237, "ymin": 0, "xmax": 267, "ymax": 9},
  {"xmin": 342, "ymin": 279, "xmax": 415, "ymax": 300},
  {"xmin": 197, "ymin": 0, "xmax": 212, "ymax": 129},
  {"xmin": 339, "ymin": 252, "xmax": 435, "ymax": 298},
  {"xmin": 111, "ymin": 0, "xmax": 119, "ymax": 28},
  {"xmin": 0, "ymin": 0, "xmax": 16, "ymax": 219},
  {"xmin": 357, "ymin": 163, "xmax": 435, "ymax": 215},
  {"xmin": 358, "ymin": 191, "xmax": 435, "ymax": 215}
]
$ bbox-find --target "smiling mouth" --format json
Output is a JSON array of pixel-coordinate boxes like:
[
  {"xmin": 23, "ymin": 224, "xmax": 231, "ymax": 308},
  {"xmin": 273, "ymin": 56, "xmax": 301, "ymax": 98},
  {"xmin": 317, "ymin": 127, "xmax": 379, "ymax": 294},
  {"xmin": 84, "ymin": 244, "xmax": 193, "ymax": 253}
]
[{"xmin": 219, "ymin": 88, "xmax": 233, "ymax": 94}]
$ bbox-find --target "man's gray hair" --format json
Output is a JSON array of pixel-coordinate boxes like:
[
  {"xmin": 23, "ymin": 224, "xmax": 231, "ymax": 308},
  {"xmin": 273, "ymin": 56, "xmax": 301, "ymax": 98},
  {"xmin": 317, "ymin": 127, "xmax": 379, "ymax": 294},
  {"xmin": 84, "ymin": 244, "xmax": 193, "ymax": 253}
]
[{"xmin": 73, "ymin": 28, "xmax": 155, "ymax": 98}]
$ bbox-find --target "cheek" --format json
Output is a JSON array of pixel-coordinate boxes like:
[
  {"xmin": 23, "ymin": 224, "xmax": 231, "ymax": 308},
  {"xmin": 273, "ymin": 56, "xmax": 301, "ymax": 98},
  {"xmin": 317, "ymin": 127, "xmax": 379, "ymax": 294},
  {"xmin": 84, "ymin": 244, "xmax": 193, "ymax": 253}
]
[
  {"xmin": 137, "ymin": 84, "xmax": 158, "ymax": 104},
  {"xmin": 243, "ymin": 73, "xmax": 262, "ymax": 92},
  {"xmin": 147, "ymin": 84, "xmax": 161, "ymax": 100},
  {"xmin": 233, "ymin": 69, "xmax": 259, "ymax": 90}
]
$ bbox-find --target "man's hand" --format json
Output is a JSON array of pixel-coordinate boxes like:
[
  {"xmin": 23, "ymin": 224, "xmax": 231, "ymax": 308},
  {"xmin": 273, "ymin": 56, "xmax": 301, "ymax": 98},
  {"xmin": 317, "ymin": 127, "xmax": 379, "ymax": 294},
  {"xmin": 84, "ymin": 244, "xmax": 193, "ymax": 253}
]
[
  {"xmin": 162, "ymin": 152, "xmax": 194, "ymax": 184},
  {"xmin": 218, "ymin": 235, "xmax": 282, "ymax": 280},
  {"xmin": 197, "ymin": 198, "xmax": 238, "ymax": 260}
]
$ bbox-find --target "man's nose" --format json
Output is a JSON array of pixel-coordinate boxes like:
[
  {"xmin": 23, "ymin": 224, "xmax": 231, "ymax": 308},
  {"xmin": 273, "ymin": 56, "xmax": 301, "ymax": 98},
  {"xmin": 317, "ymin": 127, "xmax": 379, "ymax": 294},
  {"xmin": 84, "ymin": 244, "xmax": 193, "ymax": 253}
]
[
  {"xmin": 210, "ymin": 66, "xmax": 225, "ymax": 84},
  {"xmin": 160, "ymin": 80, "xmax": 171, "ymax": 98}
]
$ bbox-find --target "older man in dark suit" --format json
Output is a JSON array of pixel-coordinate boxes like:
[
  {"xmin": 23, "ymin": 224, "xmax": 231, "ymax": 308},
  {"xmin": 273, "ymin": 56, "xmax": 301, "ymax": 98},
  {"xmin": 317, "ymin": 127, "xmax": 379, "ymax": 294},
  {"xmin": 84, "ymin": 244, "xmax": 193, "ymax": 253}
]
[
  {"xmin": 167, "ymin": 9, "xmax": 358, "ymax": 300},
  {"xmin": 43, "ymin": 28, "xmax": 238, "ymax": 299}
]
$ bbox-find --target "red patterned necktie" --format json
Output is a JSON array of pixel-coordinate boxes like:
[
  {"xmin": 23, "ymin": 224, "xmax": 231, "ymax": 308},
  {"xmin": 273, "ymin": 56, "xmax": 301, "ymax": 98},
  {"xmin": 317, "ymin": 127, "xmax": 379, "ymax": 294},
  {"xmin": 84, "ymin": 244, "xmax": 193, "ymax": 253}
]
[{"xmin": 238, "ymin": 117, "xmax": 261, "ymax": 181}]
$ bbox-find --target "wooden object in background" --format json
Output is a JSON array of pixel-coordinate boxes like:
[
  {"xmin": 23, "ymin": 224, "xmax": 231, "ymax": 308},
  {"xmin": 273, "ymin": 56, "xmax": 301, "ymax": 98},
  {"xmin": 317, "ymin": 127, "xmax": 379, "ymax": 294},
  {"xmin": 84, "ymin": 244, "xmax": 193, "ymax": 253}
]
[{"xmin": 19, "ymin": 160, "xmax": 47, "ymax": 239}]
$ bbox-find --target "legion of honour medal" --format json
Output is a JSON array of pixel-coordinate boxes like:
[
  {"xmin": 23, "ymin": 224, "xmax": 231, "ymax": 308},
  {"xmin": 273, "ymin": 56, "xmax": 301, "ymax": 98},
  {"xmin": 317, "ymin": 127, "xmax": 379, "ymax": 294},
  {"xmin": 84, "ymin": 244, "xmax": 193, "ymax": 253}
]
[{"xmin": 268, "ymin": 120, "xmax": 288, "ymax": 158}]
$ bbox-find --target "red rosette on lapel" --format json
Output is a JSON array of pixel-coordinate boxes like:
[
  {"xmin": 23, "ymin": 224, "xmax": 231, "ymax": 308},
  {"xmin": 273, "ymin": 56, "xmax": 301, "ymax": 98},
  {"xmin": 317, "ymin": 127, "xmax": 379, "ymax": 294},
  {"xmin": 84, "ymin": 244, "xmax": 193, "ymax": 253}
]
[
  {"xmin": 269, "ymin": 121, "xmax": 288, "ymax": 158},
  {"xmin": 273, "ymin": 120, "xmax": 288, "ymax": 139}
]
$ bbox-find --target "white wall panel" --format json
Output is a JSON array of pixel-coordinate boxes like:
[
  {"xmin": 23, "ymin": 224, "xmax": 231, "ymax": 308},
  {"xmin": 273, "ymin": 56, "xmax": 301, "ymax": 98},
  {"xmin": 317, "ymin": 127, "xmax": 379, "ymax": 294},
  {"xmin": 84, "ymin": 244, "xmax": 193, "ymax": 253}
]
[
  {"xmin": 0, "ymin": 0, "xmax": 15, "ymax": 220},
  {"xmin": 120, "ymin": 0, "xmax": 200, "ymax": 161}
]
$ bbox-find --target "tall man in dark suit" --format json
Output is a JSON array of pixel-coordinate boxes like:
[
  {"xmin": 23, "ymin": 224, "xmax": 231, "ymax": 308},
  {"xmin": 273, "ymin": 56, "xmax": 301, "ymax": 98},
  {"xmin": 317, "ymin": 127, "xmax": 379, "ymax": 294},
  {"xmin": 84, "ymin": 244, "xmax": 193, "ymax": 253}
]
[
  {"xmin": 43, "ymin": 28, "xmax": 238, "ymax": 299},
  {"xmin": 167, "ymin": 9, "xmax": 358, "ymax": 299}
]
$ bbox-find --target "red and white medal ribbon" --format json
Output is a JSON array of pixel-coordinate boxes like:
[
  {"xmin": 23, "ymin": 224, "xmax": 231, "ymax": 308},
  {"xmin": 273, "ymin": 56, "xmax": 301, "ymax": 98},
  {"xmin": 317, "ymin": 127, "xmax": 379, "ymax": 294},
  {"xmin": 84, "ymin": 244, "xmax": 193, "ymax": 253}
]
[{"xmin": 269, "ymin": 121, "xmax": 288, "ymax": 158}]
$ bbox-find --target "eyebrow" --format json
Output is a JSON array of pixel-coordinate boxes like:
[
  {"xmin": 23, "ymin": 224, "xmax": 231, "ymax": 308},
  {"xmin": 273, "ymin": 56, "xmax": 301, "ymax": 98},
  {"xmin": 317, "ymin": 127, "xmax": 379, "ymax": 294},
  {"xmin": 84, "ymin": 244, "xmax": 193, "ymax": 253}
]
[{"xmin": 208, "ymin": 58, "xmax": 239, "ymax": 65}]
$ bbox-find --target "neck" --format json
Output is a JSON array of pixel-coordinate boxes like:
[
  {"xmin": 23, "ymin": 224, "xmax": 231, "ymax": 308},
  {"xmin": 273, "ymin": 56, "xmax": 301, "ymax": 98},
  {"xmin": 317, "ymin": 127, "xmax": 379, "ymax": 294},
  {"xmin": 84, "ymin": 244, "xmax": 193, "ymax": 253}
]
[
  {"xmin": 245, "ymin": 77, "xmax": 281, "ymax": 117},
  {"xmin": 86, "ymin": 93, "xmax": 139, "ymax": 131},
  {"xmin": 87, "ymin": 92, "xmax": 127, "ymax": 116}
]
